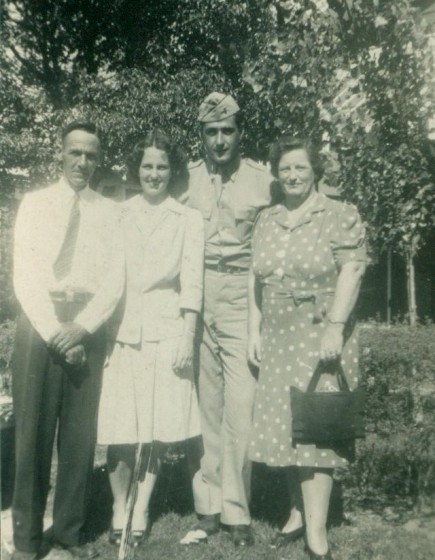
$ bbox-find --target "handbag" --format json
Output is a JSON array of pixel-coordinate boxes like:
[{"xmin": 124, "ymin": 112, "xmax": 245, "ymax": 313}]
[{"xmin": 290, "ymin": 360, "xmax": 365, "ymax": 443}]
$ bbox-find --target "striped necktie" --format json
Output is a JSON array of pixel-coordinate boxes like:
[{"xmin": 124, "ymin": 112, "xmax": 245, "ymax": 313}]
[{"xmin": 53, "ymin": 194, "xmax": 80, "ymax": 281}]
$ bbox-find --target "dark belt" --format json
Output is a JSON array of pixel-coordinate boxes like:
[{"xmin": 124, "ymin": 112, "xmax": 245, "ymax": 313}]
[{"xmin": 205, "ymin": 262, "xmax": 248, "ymax": 274}]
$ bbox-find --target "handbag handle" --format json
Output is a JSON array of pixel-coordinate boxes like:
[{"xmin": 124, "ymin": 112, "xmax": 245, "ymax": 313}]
[{"xmin": 305, "ymin": 360, "xmax": 350, "ymax": 393}]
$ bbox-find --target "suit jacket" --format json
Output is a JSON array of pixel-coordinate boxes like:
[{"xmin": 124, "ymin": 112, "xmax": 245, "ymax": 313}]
[{"xmin": 114, "ymin": 195, "xmax": 204, "ymax": 344}]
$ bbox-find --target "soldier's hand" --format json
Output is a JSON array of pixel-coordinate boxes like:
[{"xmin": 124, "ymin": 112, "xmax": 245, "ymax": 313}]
[
  {"xmin": 247, "ymin": 331, "xmax": 262, "ymax": 368},
  {"xmin": 49, "ymin": 323, "xmax": 89, "ymax": 355}
]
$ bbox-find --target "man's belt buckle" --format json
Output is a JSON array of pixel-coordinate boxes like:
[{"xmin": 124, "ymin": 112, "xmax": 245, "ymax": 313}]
[{"xmin": 65, "ymin": 291, "xmax": 76, "ymax": 303}]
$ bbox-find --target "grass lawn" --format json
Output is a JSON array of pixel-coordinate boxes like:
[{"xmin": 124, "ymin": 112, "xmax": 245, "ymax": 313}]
[
  {"xmin": 2, "ymin": 445, "xmax": 434, "ymax": 560},
  {"xmin": 90, "ymin": 510, "xmax": 435, "ymax": 560}
]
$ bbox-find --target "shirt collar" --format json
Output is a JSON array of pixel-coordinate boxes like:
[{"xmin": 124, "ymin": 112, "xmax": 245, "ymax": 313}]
[
  {"xmin": 58, "ymin": 176, "xmax": 95, "ymax": 202},
  {"xmin": 271, "ymin": 191, "xmax": 326, "ymax": 228},
  {"xmin": 136, "ymin": 194, "xmax": 183, "ymax": 215}
]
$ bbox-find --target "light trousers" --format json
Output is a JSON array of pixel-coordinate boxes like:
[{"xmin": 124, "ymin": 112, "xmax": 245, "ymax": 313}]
[{"xmin": 192, "ymin": 269, "xmax": 256, "ymax": 525}]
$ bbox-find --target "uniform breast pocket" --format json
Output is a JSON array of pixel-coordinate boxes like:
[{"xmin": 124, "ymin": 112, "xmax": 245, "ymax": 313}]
[{"xmin": 234, "ymin": 206, "xmax": 259, "ymax": 242}]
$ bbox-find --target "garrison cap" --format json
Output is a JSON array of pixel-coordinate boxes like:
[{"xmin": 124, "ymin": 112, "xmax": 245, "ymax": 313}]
[{"xmin": 198, "ymin": 92, "xmax": 240, "ymax": 123}]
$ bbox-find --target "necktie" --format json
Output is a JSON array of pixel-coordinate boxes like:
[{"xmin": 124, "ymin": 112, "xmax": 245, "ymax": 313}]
[
  {"xmin": 53, "ymin": 195, "xmax": 80, "ymax": 281},
  {"xmin": 211, "ymin": 172, "xmax": 223, "ymax": 203}
]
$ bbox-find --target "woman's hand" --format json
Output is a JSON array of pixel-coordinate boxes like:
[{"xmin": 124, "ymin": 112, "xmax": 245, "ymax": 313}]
[
  {"xmin": 173, "ymin": 331, "xmax": 194, "ymax": 372},
  {"xmin": 248, "ymin": 330, "xmax": 262, "ymax": 368},
  {"xmin": 320, "ymin": 323, "xmax": 344, "ymax": 362}
]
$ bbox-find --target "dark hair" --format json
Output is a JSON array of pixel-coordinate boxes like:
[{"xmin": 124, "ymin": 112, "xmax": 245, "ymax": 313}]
[
  {"xmin": 127, "ymin": 129, "xmax": 188, "ymax": 194},
  {"xmin": 269, "ymin": 135, "xmax": 324, "ymax": 184},
  {"xmin": 61, "ymin": 120, "xmax": 101, "ymax": 143}
]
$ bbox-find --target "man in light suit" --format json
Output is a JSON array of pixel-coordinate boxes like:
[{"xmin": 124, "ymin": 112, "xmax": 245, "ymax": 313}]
[
  {"xmin": 180, "ymin": 94, "xmax": 273, "ymax": 547},
  {"xmin": 11, "ymin": 121, "xmax": 124, "ymax": 560}
]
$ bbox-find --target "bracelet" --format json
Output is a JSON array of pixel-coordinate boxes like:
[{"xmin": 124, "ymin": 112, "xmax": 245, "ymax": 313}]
[{"xmin": 328, "ymin": 318, "xmax": 346, "ymax": 325}]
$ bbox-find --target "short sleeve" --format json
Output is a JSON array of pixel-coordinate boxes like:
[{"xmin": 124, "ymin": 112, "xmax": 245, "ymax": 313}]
[
  {"xmin": 329, "ymin": 203, "xmax": 367, "ymax": 267},
  {"xmin": 251, "ymin": 208, "xmax": 267, "ymax": 258}
]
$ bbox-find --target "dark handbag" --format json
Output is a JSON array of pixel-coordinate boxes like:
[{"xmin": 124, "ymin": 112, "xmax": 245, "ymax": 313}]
[{"xmin": 290, "ymin": 361, "xmax": 365, "ymax": 443}]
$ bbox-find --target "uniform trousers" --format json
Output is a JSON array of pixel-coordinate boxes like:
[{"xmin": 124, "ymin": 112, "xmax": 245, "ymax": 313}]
[
  {"xmin": 11, "ymin": 312, "xmax": 105, "ymax": 553},
  {"xmin": 192, "ymin": 269, "xmax": 256, "ymax": 526}
]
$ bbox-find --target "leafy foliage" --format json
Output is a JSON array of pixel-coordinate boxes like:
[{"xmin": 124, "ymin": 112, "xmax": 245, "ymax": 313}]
[
  {"xmin": 1, "ymin": 0, "xmax": 435, "ymax": 319},
  {"xmin": 341, "ymin": 323, "xmax": 435, "ymax": 513}
]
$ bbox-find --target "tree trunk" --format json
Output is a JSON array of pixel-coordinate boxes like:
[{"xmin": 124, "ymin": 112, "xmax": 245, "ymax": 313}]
[
  {"xmin": 387, "ymin": 247, "xmax": 392, "ymax": 325},
  {"xmin": 406, "ymin": 239, "xmax": 417, "ymax": 326}
]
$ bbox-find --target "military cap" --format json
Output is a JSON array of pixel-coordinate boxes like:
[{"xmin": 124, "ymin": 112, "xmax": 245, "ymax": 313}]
[{"xmin": 197, "ymin": 92, "xmax": 240, "ymax": 123}]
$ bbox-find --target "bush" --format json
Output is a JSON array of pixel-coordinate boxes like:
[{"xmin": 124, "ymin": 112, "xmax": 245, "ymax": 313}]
[
  {"xmin": 341, "ymin": 323, "xmax": 435, "ymax": 514},
  {"xmin": 0, "ymin": 319, "xmax": 15, "ymax": 395},
  {"xmin": 1, "ymin": 320, "xmax": 434, "ymax": 513}
]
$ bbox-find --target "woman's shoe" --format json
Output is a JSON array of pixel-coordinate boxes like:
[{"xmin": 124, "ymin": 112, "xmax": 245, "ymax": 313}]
[
  {"xmin": 269, "ymin": 525, "xmax": 305, "ymax": 549},
  {"xmin": 131, "ymin": 528, "xmax": 149, "ymax": 548},
  {"xmin": 131, "ymin": 512, "xmax": 151, "ymax": 548},
  {"xmin": 306, "ymin": 542, "xmax": 333, "ymax": 560},
  {"xmin": 108, "ymin": 524, "xmax": 123, "ymax": 547}
]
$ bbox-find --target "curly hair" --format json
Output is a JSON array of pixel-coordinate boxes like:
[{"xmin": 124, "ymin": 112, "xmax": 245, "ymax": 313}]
[
  {"xmin": 269, "ymin": 135, "xmax": 324, "ymax": 185},
  {"xmin": 126, "ymin": 129, "xmax": 188, "ymax": 195}
]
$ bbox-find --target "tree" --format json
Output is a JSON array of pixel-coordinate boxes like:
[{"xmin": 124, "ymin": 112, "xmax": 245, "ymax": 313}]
[{"xmin": 1, "ymin": 0, "xmax": 435, "ymax": 321}]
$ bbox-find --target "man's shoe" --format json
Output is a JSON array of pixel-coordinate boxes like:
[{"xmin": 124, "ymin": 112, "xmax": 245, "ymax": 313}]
[
  {"xmin": 180, "ymin": 513, "xmax": 220, "ymax": 545},
  {"xmin": 11, "ymin": 551, "xmax": 37, "ymax": 560},
  {"xmin": 230, "ymin": 525, "xmax": 254, "ymax": 547}
]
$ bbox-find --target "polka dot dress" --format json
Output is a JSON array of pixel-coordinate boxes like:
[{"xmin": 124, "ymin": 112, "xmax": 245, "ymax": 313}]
[{"xmin": 248, "ymin": 193, "xmax": 367, "ymax": 468}]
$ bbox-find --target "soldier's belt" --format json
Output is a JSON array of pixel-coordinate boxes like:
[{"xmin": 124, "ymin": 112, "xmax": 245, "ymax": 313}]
[{"xmin": 205, "ymin": 262, "xmax": 248, "ymax": 274}]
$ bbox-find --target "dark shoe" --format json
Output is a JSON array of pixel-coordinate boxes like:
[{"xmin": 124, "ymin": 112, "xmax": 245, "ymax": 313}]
[
  {"xmin": 54, "ymin": 543, "xmax": 99, "ymax": 559},
  {"xmin": 108, "ymin": 524, "xmax": 123, "ymax": 546},
  {"xmin": 306, "ymin": 543, "xmax": 333, "ymax": 560},
  {"xmin": 180, "ymin": 513, "xmax": 220, "ymax": 545},
  {"xmin": 270, "ymin": 525, "xmax": 305, "ymax": 548},
  {"xmin": 230, "ymin": 525, "xmax": 254, "ymax": 547},
  {"xmin": 11, "ymin": 551, "xmax": 37, "ymax": 560}
]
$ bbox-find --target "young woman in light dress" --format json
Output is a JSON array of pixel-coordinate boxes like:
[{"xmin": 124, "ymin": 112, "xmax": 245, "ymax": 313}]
[{"xmin": 98, "ymin": 130, "xmax": 204, "ymax": 547}]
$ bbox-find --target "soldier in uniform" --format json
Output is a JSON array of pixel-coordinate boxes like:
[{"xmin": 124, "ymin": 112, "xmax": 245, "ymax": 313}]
[{"xmin": 180, "ymin": 93, "xmax": 273, "ymax": 546}]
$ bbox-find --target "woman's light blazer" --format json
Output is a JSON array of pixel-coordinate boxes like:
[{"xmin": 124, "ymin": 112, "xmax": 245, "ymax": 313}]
[{"xmin": 114, "ymin": 195, "xmax": 204, "ymax": 344}]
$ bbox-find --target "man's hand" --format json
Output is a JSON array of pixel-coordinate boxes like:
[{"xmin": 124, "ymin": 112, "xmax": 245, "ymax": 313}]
[
  {"xmin": 49, "ymin": 322, "xmax": 89, "ymax": 355},
  {"xmin": 65, "ymin": 344, "xmax": 87, "ymax": 367}
]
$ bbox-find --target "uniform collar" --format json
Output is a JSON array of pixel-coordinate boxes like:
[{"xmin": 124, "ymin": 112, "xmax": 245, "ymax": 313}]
[{"xmin": 205, "ymin": 155, "xmax": 241, "ymax": 183}]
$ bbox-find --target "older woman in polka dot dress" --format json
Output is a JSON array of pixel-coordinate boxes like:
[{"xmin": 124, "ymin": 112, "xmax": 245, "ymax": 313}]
[{"xmin": 247, "ymin": 136, "xmax": 367, "ymax": 560}]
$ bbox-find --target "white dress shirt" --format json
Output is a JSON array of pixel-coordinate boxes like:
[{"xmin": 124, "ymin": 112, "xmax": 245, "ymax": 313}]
[{"xmin": 13, "ymin": 177, "xmax": 125, "ymax": 341}]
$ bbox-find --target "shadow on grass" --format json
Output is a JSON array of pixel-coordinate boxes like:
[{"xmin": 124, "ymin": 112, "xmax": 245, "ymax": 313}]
[{"xmin": 84, "ymin": 458, "xmax": 345, "ymax": 541}]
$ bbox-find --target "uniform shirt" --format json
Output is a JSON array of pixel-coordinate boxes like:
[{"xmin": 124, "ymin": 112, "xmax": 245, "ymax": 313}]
[
  {"xmin": 180, "ymin": 157, "xmax": 273, "ymax": 269},
  {"xmin": 13, "ymin": 177, "xmax": 125, "ymax": 341}
]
